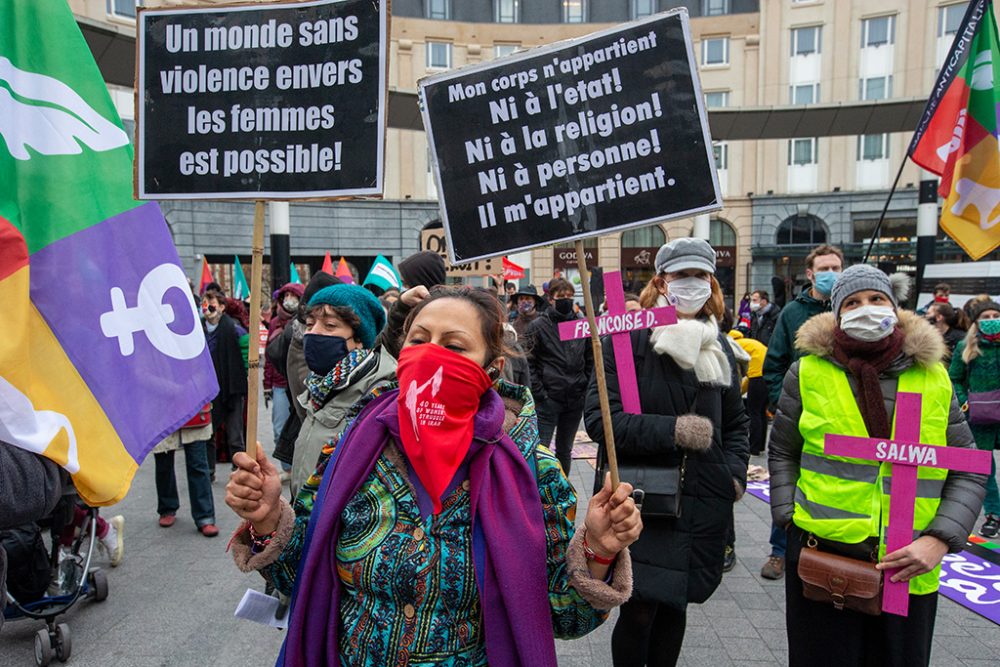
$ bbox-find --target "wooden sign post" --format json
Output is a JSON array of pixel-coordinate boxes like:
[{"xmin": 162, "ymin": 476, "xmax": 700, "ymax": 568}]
[
  {"xmin": 824, "ymin": 392, "xmax": 992, "ymax": 616},
  {"xmin": 567, "ymin": 242, "xmax": 678, "ymax": 487},
  {"xmin": 243, "ymin": 201, "xmax": 265, "ymax": 461}
]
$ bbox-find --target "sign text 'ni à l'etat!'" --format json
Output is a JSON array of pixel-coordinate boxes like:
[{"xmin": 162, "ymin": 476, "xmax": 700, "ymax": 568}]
[
  {"xmin": 420, "ymin": 9, "xmax": 721, "ymax": 263},
  {"xmin": 135, "ymin": 0, "xmax": 387, "ymax": 200}
]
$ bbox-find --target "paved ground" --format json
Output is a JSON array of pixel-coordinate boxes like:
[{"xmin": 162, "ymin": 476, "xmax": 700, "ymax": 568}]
[{"xmin": 2, "ymin": 400, "xmax": 998, "ymax": 666}]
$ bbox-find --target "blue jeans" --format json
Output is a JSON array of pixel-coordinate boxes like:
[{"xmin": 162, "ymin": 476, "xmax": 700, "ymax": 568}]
[
  {"xmin": 770, "ymin": 521, "xmax": 787, "ymax": 558},
  {"xmin": 155, "ymin": 440, "xmax": 215, "ymax": 527},
  {"xmin": 270, "ymin": 389, "xmax": 292, "ymax": 472}
]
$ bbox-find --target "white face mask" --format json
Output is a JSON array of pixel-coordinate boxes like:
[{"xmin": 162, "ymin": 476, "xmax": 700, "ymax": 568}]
[
  {"xmin": 749, "ymin": 302, "xmax": 761, "ymax": 312},
  {"xmin": 666, "ymin": 276, "xmax": 713, "ymax": 315},
  {"xmin": 839, "ymin": 305, "xmax": 897, "ymax": 342}
]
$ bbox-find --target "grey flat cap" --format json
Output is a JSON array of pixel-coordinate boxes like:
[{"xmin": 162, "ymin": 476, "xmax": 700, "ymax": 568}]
[{"xmin": 654, "ymin": 237, "xmax": 717, "ymax": 275}]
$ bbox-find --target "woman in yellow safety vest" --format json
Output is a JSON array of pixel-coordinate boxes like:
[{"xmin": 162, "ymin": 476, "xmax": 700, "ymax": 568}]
[{"xmin": 768, "ymin": 264, "xmax": 986, "ymax": 667}]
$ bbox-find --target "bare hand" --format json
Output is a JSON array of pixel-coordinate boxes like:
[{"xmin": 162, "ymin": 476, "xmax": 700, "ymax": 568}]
[
  {"xmin": 401, "ymin": 285, "xmax": 431, "ymax": 307},
  {"xmin": 225, "ymin": 445, "xmax": 283, "ymax": 532},
  {"xmin": 876, "ymin": 535, "xmax": 949, "ymax": 583},
  {"xmin": 584, "ymin": 473, "xmax": 643, "ymax": 559}
]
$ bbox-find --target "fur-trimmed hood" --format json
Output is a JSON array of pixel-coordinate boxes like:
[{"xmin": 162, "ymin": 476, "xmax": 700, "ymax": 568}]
[{"xmin": 795, "ymin": 310, "xmax": 945, "ymax": 368}]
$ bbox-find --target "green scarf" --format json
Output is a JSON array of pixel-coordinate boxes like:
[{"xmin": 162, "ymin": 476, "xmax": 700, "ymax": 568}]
[{"xmin": 305, "ymin": 348, "xmax": 373, "ymax": 411}]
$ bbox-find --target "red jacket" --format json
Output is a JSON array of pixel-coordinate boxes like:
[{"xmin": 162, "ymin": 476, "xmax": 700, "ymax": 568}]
[{"xmin": 263, "ymin": 283, "xmax": 305, "ymax": 390}]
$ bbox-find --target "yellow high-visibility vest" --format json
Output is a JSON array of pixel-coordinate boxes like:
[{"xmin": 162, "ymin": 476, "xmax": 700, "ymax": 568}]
[{"xmin": 795, "ymin": 355, "xmax": 951, "ymax": 595}]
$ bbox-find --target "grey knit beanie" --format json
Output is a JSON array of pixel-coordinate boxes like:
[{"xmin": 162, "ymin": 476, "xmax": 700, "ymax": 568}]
[{"xmin": 831, "ymin": 264, "xmax": 896, "ymax": 317}]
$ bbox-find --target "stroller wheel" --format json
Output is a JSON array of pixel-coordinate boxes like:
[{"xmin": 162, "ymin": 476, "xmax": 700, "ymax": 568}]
[
  {"xmin": 33, "ymin": 628, "xmax": 53, "ymax": 667},
  {"xmin": 90, "ymin": 570, "xmax": 109, "ymax": 602},
  {"xmin": 55, "ymin": 624, "xmax": 72, "ymax": 662}
]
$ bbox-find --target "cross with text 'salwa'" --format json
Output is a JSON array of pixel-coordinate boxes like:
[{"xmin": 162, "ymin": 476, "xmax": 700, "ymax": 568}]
[
  {"xmin": 824, "ymin": 392, "xmax": 992, "ymax": 617},
  {"xmin": 558, "ymin": 271, "xmax": 675, "ymax": 413}
]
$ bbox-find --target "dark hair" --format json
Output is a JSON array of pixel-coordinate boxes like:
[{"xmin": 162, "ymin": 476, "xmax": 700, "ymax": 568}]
[
  {"xmin": 805, "ymin": 244, "xmax": 844, "ymax": 270},
  {"xmin": 307, "ymin": 303, "xmax": 363, "ymax": 342},
  {"xmin": 547, "ymin": 278, "xmax": 575, "ymax": 296},
  {"xmin": 504, "ymin": 281, "xmax": 515, "ymax": 290},
  {"xmin": 720, "ymin": 308, "xmax": 734, "ymax": 333},
  {"xmin": 402, "ymin": 286, "xmax": 510, "ymax": 365},
  {"xmin": 752, "ymin": 290, "xmax": 770, "ymax": 302},
  {"xmin": 623, "ymin": 292, "xmax": 641, "ymax": 303},
  {"xmin": 934, "ymin": 282, "xmax": 951, "ymax": 294},
  {"xmin": 931, "ymin": 303, "xmax": 967, "ymax": 331}
]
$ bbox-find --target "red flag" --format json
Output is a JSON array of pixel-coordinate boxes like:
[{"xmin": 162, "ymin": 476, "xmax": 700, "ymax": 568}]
[
  {"xmin": 502, "ymin": 256, "xmax": 525, "ymax": 280},
  {"xmin": 199, "ymin": 256, "xmax": 214, "ymax": 294},
  {"xmin": 336, "ymin": 257, "xmax": 355, "ymax": 284},
  {"xmin": 320, "ymin": 251, "xmax": 333, "ymax": 275}
]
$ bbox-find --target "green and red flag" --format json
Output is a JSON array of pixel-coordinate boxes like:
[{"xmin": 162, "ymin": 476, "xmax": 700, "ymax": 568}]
[
  {"xmin": 233, "ymin": 255, "xmax": 250, "ymax": 300},
  {"xmin": 0, "ymin": 0, "xmax": 218, "ymax": 504},
  {"xmin": 199, "ymin": 256, "xmax": 214, "ymax": 294},
  {"xmin": 909, "ymin": 0, "xmax": 1000, "ymax": 259}
]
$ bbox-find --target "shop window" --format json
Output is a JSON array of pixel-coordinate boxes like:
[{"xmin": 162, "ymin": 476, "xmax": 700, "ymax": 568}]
[{"xmin": 776, "ymin": 214, "xmax": 828, "ymax": 245}]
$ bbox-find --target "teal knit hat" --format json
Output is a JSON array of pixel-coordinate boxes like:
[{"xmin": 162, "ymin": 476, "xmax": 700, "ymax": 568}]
[{"xmin": 307, "ymin": 284, "xmax": 386, "ymax": 348}]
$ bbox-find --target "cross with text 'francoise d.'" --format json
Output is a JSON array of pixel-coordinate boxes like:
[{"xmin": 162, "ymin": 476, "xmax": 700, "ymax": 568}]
[
  {"xmin": 824, "ymin": 392, "xmax": 992, "ymax": 617},
  {"xmin": 558, "ymin": 270, "xmax": 675, "ymax": 413}
]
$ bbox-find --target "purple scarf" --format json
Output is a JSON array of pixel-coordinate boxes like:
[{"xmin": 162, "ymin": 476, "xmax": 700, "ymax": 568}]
[{"xmin": 279, "ymin": 388, "xmax": 557, "ymax": 667}]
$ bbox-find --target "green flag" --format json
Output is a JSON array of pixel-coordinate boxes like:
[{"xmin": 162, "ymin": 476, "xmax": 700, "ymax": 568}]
[
  {"xmin": 233, "ymin": 256, "xmax": 249, "ymax": 300},
  {"xmin": 362, "ymin": 254, "xmax": 402, "ymax": 291}
]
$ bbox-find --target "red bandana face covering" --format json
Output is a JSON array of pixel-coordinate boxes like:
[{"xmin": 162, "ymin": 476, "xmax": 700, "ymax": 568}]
[{"xmin": 396, "ymin": 344, "xmax": 494, "ymax": 514}]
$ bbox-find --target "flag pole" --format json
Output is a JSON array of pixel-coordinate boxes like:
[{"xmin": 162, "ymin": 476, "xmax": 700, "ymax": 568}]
[
  {"xmin": 575, "ymin": 240, "xmax": 620, "ymax": 489},
  {"xmin": 863, "ymin": 156, "xmax": 909, "ymax": 264},
  {"xmin": 245, "ymin": 200, "xmax": 266, "ymax": 461}
]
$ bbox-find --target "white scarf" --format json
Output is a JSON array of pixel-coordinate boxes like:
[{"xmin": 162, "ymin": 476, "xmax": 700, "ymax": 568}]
[{"xmin": 649, "ymin": 296, "xmax": 731, "ymax": 386}]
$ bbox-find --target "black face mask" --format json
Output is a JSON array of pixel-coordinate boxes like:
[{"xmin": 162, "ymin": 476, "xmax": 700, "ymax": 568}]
[
  {"xmin": 554, "ymin": 298, "xmax": 575, "ymax": 316},
  {"xmin": 303, "ymin": 334, "xmax": 350, "ymax": 376}
]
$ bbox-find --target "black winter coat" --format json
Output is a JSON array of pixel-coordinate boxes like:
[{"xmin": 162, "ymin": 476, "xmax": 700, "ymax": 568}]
[
  {"xmin": 524, "ymin": 309, "xmax": 593, "ymax": 407},
  {"xmin": 585, "ymin": 328, "xmax": 750, "ymax": 610},
  {"xmin": 749, "ymin": 304, "xmax": 781, "ymax": 346}
]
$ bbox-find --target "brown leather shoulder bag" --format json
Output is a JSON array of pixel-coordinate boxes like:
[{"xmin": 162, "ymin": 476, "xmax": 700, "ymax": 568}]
[{"xmin": 797, "ymin": 534, "xmax": 883, "ymax": 616}]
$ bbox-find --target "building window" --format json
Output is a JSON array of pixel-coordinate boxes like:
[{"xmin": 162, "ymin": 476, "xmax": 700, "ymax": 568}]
[
  {"xmin": 705, "ymin": 90, "xmax": 730, "ymax": 108},
  {"xmin": 789, "ymin": 83, "xmax": 819, "ymax": 105},
  {"xmin": 713, "ymin": 142, "xmax": 729, "ymax": 170},
  {"xmin": 426, "ymin": 0, "xmax": 450, "ymax": 20},
  {"xmin": 788, "ymin": 138, "xmax": 818, "ymax": 166},
  {"xmin": 861, "ymin": 15, "xmax": 895, "ymax": 47},
  {"xmin": 859, "ymin": 75, "xmax": 892, "ymax": 100},
  {"xmin": 939, "ymin": 3, "xmax": 967, "ymax": 38},
  {"xmin": 495, "ymin": 0, "xmax": 520, "ymax": 23},
  {"xmin": 710, "ymin": 218, "xmax": 737, "ymax": 247},
  {"xmin": 622, "ymin": 225, "xmax": 666, "ymax": 247},
  {"xmin": 776, "ymin": 214, "xmax": 828, "ymax": 245},
  {"xmin": 702, "ymin": 37, "xmax": 730, "ymax": 66},
  {"xmin": 108, "ymin": 0, "xmax": 140, "ymax": 18},
  {"xmin": 426, "ymin": 41, "xmax": 452, "ymax": 70},
  {"xmin": 703, "ymin": 0, "xmax": 730, "ymax": 16},
  {"xmin": 562, "ymin": 0, "xmax": 587, "ymax": 23},
  {"xmin": 791, "ymin": 26, "xmax": 822, "ymax": 56},
  {"xmin": 632, "ymin": 0, "xmax": 657, "ymax": 19},
  {"xmin": 494, "ymin": 44, "xmax": 519, "ymax": 59},
  {"xmin": 857, "ymin": 134, "xmax": 890, "ymax": 161}
]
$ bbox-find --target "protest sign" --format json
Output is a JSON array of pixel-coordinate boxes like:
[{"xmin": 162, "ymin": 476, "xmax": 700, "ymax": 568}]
[
  {"xmin": 420, "ymin": 227, "xmax": 500, "ymax": 277},
  {"xmin": 136, "ymin": 0, "xmax": 387, "ymax": 200},
  {"xmin": 420, "ymin": 9, "xmax": 721, "ymax": 264},
  {"xmin": 825, "ymin": 393, "xmax": 992, "ymax": 617}
]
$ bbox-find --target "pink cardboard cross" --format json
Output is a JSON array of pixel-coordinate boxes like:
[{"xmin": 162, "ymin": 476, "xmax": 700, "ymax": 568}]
[
  {"xmin": 558, "ymin": 271, "xmax": 676, "ymax": 414},
  {"xmin": 824, "ymin": 392, "xmax": 992, "ymax": 616}
]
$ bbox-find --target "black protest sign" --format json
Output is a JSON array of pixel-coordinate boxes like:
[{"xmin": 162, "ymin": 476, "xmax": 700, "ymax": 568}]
[
  {"xmin": 420, "ymin": 10, "xmax": 720, "ymax": 264},
  {"xmin": 136, "ymin": 0, "xmax": 386, "ymax": 200}
]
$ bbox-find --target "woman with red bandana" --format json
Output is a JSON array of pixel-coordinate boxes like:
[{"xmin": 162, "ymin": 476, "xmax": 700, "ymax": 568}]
[{"xmin": 225, "ymin": 287, "xmax": 642, "ymax": 667}]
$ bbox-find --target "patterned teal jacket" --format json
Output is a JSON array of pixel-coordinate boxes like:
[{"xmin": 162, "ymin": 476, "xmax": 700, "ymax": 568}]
[{"xmin": 231, "ymin": 380, "xmax": 632, "ymax": 667}]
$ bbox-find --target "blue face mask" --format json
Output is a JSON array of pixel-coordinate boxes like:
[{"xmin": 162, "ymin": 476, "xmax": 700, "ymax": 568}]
[
  {"xmin": 813, "ymin": 270, "xmax": 839, "ymax": 297},
  {"xmin": 303, "ymin": 334, "xmax": 350, "ymax": 376}
]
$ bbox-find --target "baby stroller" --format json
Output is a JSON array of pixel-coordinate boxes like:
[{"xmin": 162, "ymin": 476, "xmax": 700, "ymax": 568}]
[{"xmin": 2, "ymin": 489, "xmax": 109, "ymax": 666}]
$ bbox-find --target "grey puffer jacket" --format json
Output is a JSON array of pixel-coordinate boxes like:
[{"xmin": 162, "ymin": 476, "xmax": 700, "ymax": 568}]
[{"xmin": 769, "ymin": 310, "xmax": 986, "ymax": 553}]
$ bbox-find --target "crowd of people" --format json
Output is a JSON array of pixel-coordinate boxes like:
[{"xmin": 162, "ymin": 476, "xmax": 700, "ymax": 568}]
[{"xmin": 2, "ymin": 238, "xmax": 997, "ymax": 667}]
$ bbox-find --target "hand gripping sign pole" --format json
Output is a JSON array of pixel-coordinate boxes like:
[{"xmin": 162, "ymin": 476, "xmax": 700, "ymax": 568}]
[
  {"xmin": 571, "ymin": 241, "xmax": 678, "ymax": 488},
  {"xmin": 824, "ymin": 392, "xmax": 992, "ymax": 616},
  {"xmin": 244, "ymin": 201, "xmax": 266, "ymax": 461}
]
